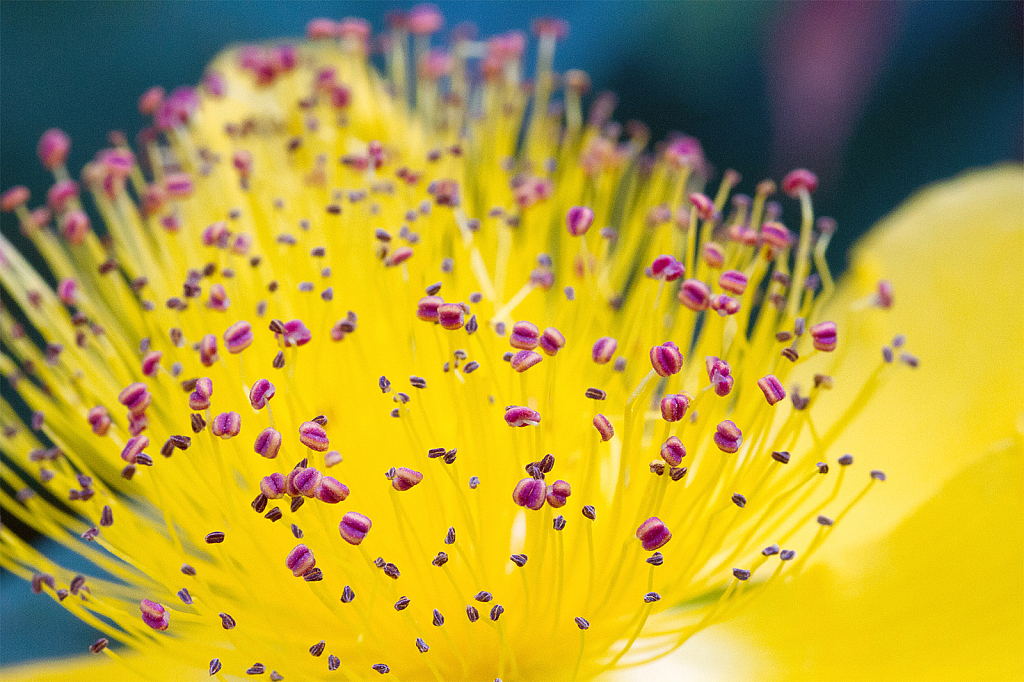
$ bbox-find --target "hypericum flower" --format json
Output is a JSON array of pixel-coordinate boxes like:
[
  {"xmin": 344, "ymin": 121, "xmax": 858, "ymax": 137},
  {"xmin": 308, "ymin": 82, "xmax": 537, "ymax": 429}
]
[{"xmin": 0, "ymin": 9, "xmax": 1020, "ymax": 682}]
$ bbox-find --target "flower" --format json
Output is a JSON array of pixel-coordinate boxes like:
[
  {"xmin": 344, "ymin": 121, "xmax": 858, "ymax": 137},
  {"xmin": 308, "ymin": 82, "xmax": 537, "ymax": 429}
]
[{"xmin": 1, "ymin": 8, "xmax": 1021, "ymax": 682}]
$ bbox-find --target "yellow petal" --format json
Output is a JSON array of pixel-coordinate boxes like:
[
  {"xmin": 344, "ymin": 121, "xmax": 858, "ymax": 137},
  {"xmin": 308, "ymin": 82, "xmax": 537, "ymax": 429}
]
[
  {"xmin": 821, "ymin": 164, "xmax": 1023, "ymax": 554},
  {"xmin": 725, "ymin": 435, "xmax": 1023, "ymax": 681}
]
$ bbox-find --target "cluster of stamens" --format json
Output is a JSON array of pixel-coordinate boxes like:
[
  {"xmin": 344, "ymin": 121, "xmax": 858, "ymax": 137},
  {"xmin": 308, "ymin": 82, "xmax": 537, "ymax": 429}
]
[{"xmin": 0, "ymin": 6, "xmax": 912, "ymax": 681}]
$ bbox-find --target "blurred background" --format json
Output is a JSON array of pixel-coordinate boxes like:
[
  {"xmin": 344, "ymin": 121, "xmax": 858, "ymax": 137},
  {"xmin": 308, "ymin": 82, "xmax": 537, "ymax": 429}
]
[{"xmin": 1, "ymin": 0, "xmax": 1022, "ymax": 667}]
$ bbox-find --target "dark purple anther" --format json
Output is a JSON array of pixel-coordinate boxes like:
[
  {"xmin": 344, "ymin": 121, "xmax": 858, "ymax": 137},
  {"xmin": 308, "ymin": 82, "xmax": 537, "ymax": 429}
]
[
  {"xmin": 545, "ymin": 480, "xmax": 571, "ymax": 508},
  {"xmin": 512, "ymin": 478, "xmax": 546, "ymax": 510},
  {"xmin": 636, "ymin": 517, "xmax": 672, "ymax": 551}
]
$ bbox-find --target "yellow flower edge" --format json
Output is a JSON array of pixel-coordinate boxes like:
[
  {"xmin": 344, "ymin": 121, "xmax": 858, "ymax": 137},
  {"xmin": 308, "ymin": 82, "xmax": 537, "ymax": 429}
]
[{"xmin": 646, "ymin": 165, "xmax": 1023, "ymax": 682}]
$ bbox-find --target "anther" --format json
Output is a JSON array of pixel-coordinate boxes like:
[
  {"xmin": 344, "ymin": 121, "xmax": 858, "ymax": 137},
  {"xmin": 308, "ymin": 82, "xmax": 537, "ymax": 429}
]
[
  {"xmin": 527, "ymin": 327, "xmax": 565, "ymax": 358},
  {"xmin": 838, "ymin": 454, "xmax": 854, "ymax": 466},
  {"xmin": 510, "ymin": 554, "xmax": 528, "ymax": 567},
  {"xmin": 286, "ymin": 544, "xmax": 316, "ymax": 577},
  {"xmin": 89, "ymin": 638, "xmax": 109, "ymax": 654},
  {"xmin": 182, "ymin": 564, "xmax": 197, "ymax": 576},
  {"xmin": 118, "ymin": 382, "xmax": 152, "ymax": 416},
  {"xmin": 574, "ymin": 616, "xmax": 590, "ymax": 630},
  {"xmin": 900, "ymin": 353, "xmax": 920, "ymax": 368},
  {"xmin": 510, "ymin": 321, "xmax": 540, "ymax": 350},
  {"xmin": 205, "ymin": 531, "xmax": 226, "ymax": 544},
  {"xmin": 779, "ymin": 550, "xmax": 796, "ymax": 561},
  {"xmin": 650, "ymin": 342, "xmax": 683, "ymax": 377},
  {"xmin": 339, "ymin": 512, "xmax": 372, "ymax": 545},
  {"xmin": 651, "ymin": 255, "xmax": 684, "ymax": 281},
  {"xmin": 121, "ymin": 435, "xmax": 149, "ymax": 464},
  {"xmin": 140, "ymin": 599, "xmax": 170, "ymax": 630},
  {"xmin": 585, "ymin": 388, "xmax": 606, "ymax": 400},
  {"xmin": 679, "ymin": 279, "xmax": 711, "ymax": 311},
  {"xmin": 511, "ymin": 350, "xmax": 543, "ymax": 372},
  {"xmin": 69, "ymin": 575, "xmax": 86, "ymax": 595},
  {"xmin": 210, "ymin": 659, "xmax": 222, "ymax": 676},
  {"xmin": 870, "ymin": 470, "xmax": 887, "ymax": 481},
  {"xmin": 265, "ymin": 507, "xmax": 283, "ymax": 522},
  {"xmin": 432, "ymin": 609, "xmax": 445, "ymax": 626},
  {"xmin": 809, "ymin": 321, "xmax": 838, "ymax": 352},
  {"xmin": 490, "ymin": 605, "xmax": 504, "ymax": 621},
  {"xmin": 505, "ymin": 406, "xmax": 541, "ymax": 427},
  {"xmin": 593, "ymin": 414, "xmax": 614, "ymax": 441},
  {"xmin": 714, "ymin": 420, "xmax": 743, "ymax": 453},
  {"xmin": 636, "ymin": 517, "xmax": 672, "ymax": 551},
  {"xmin": 513, "ymin": 478, "xmax": 547, "ymax": 510},
  {"xmin": 732, "ymin": 568, "xmax": 751, "ymax": 581},
  {"xmin": 223, "ymin": 320, "xmax": 254, "ymax": 354},
  {"xmin": 546, "ymin": 480, "xmax": 571, "ymax": 508},
  {"xmin": 660, "ymin": 393, "xmax": 691, "ymax": 422},
  {"xmin": 432, "ymin": 552, "xmax": 449, "ymax": 567},
  {"xmin": 445, "ymin": 527, "xmax": 456, "ymax": 544},
  {"xmin": 252, "ymin": 494, "xmax": 268, "ymax": 513},
  {"xmin": 565, "ymin": 206, "xmax": 595, "ymax": 236},
  {"xmin": 178, "ymin": 588, "xmax": 193, "ymax": 605},
  {"xmin": 310, "ymin": 640, "xmax": 326, "ymax": 657},
  {"xmin": 341, "ymin": 585, "xmax": 355, "ymax": 603},
  {"xmin": 782, "ymin": 168, "xmax": 818, "ymax": 197},
  {"xmin": 247, "ymin": 663, "xmax": 266, "ymax": 675},
  {"xmin": 553, "ymin": 515, "xmax": 566, "ymax": 531},
  {"xmin": 249, "ymin": 378, "xmax": 276, "ymax": 409},
  {"xmin": 395, "ymin": 596, "xmax": 411, "ymax": 611},
  {"xmin": 416, "ymin": 637, "xmax": 429, "ymax": 653},
  {"xmin": 299, "ymin": 421, "xmax": 329, "ymax": 451},
  {"xmin": 591, "ymin": 337, "xmax": 617, "ymax": 364},
  {"xmin": 758, "ymin": 375, "xmax": 786, "ymax": 406},
  {"xmin": 437, "ymin": 303, "xmax": 465, "ymax": 330},
  {"xmin": 254, "ymin": 428, "xmax": 282, "ymax": 459},
  {"xmin": 100, "ymin": 505, "xmax": 113, "ymax": 527},
  {"xmin": 383, "ymin": 563, "xmax": 400, "ymax": 579},
  {"xmin": 31, "ymin": 573, "xmax": 55, "ymax": 594},
  {"xmin": 772, "ymin": 451, "xmax": 791, "ymax": 464},
  {"xmin": 211, "ymin": 411, "xmax": 241, "ymax": 439},
  {"xmin": 647, "ymin": 552, "xmax": 664, "ymax": 566},
  {"xmin": 660, "ymin": 437, "xmax": 686, "ymax": 466},
  {"xmin": 582, "ymin": 505, "xmax": 597, "ymax": 520},
  {"xmin": 813, "ymin": 374, "xmax": 834, "ymax": 389},
  {"xmin": 315, "ymin": 477, "xmax": 350, "ymax": 503}
]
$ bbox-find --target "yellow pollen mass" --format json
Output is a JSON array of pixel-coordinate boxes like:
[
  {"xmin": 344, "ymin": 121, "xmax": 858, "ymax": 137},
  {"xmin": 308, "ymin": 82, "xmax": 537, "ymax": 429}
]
[{"xmin": 0, "ymin": 13, "xmax": 908, "ymax": 682}]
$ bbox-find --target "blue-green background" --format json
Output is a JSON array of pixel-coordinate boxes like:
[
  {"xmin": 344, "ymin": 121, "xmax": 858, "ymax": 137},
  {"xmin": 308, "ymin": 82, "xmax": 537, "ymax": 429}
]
[{"xmin": 1, "ymin": 0, "xmax": 1021, "ymax": 667}]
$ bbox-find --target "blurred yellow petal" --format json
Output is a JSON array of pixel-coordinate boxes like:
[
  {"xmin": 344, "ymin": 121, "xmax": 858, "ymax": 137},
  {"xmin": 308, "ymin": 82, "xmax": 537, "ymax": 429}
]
[
  {"xmin": 819, "ymin": 164, "xmax": 1023, "ymax": 554},
  {"xmin": 725, "ymin": 436, "xmax": 1022, "ymax": 681}
]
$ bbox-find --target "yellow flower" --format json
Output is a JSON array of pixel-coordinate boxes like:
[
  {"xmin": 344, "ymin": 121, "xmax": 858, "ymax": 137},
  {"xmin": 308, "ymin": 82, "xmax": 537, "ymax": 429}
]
[{"xmin": 1, "ymin": 10, "xmax": 1020, "ymax": 682}]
